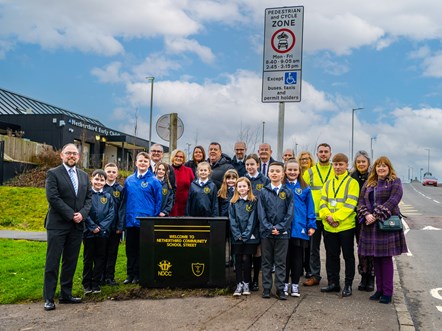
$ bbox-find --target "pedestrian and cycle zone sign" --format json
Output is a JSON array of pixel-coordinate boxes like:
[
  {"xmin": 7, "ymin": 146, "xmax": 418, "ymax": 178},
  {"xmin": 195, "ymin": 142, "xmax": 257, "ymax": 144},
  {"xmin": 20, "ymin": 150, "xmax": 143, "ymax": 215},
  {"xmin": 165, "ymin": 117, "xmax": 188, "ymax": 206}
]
[{"xmin": 262, "ymin": 6, "xmax": 304, "ymax": 103}]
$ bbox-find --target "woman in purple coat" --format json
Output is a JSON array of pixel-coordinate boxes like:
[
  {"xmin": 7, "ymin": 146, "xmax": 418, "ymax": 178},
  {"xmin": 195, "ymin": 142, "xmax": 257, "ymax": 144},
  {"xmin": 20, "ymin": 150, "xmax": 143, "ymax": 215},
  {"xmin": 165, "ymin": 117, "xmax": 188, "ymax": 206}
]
[{"xmin": 357, "ymin": 156, "xmax": 407, "ymax": 304}]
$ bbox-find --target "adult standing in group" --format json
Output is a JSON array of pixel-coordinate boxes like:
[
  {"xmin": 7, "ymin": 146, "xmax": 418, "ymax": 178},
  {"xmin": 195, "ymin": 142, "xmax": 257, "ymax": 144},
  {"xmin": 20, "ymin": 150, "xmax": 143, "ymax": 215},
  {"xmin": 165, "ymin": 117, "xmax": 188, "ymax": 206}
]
[
  {"xmin": 43, "ymin": 143, "xmax": 92, "ymax": 311},
  {"xmin": 357, "ymin": 156, "xmax": 407, "ymax": 304},
  {"xmin": 231, "ymin": 141, "xmax": 247, "ymax": 177},
  {"xmin": 122, "ymin": 152, "xmax": 162, "ymax": 284},
  {"xmin": 258, "ymin": 143, "xmax": 276, "ymax": 178},
  {"xmin": 302, "ymin": 143, "xmax": 334, "ymax": 287},
  {"xmin": 169, "ymin": 149, "xmax": 195, "ymax": 216},
  {"xmin": 207, "ymin": 142, "xmax": 234, "ymax": 190},
  {"xmin": 282, "ymin": 149, "xmax": 294, "ymax": 163},
  {"xmin": 319, "ymin": 153, "xmax": 359, "ymax": 297},
  {"xmin": 298, "ymin": 151, "xmax": 315, "ymax": 174},
  {"xmin": 149, "ymin": 144, "xmax": 176, "ymax": 190},
  {"xmin": 350, "ymin": 150, "xmax": 374, "ymax": 292},
  {"xmin": 185, "ymin": 145, "xmax": 206, "ymax": 176}
]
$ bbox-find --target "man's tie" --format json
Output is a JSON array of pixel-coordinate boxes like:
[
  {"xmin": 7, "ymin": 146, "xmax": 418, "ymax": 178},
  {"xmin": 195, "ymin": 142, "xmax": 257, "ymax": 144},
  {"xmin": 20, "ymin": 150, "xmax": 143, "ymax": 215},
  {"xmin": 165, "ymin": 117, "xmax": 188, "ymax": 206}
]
[
  {"xmin": 68, "ymin": 168, "xmax": 78, "ymax": 195},
  {"xmin": 262, "ymin": 163, "xmax": 267, "ymax": 176}
]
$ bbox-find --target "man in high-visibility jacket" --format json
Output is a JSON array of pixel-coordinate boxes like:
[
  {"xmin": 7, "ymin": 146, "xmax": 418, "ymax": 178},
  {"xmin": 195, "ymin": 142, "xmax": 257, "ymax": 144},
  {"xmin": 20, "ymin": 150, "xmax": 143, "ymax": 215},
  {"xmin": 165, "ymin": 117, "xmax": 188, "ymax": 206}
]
[
  {"xmin": 319, "ymin": 153, "xmax": 359, "ymax": 297},
  {"xmin": 302, "ymin": 143, "xmax": 334, "ymax": 286}
]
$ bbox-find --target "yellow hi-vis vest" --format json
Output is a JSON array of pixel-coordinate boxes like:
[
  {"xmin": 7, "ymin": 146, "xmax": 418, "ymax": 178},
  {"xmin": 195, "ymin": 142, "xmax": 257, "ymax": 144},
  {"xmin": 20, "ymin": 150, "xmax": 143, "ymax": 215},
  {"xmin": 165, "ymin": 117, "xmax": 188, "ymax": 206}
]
[
  {"xmin": 319, "ymin": 171, "xmax": 360, "ymax": 233},
  {"xmin": 303, "ymin": 163, "xmax": 334, "ymax": 219}
]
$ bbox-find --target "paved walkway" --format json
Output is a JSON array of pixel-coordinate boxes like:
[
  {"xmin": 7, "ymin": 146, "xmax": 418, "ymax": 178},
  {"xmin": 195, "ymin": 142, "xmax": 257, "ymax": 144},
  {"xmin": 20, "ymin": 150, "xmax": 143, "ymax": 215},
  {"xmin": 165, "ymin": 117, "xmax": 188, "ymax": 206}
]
[{"xmin": 0, "ymin": 230, "xmax": 415, "ymax": 330}]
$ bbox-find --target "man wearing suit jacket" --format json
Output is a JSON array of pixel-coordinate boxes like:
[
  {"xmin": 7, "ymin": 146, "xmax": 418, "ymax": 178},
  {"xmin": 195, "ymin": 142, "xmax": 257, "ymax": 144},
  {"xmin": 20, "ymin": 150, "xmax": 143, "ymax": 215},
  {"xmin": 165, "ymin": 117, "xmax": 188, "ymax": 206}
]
[
  {"xmin": 258, "ymin": 143, "xmax": 276, "ymax": 178},
  {"xmin": 43, "ymin": 143, "xmax": 92, "ymax": 311}
]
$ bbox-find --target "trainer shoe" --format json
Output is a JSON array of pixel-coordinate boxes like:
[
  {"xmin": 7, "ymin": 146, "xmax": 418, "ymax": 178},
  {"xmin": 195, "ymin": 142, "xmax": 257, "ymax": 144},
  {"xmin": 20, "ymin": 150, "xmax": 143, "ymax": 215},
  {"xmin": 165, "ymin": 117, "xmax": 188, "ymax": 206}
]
[
  {"xmin": 291, "ymin": 284, "xmax": 300, "ymax": 297},
  {"xmin": 283, "ymin": 283, "xmax": 289, "ymax": 296},
  {"xmin": 92, "ymin": 286, "xmax": 101, "ymax": 294},
  {"xmin": 242, "ymin": 282, "xmax": 251, "ymax": 295},
  {"xmin": 83, "ymin": 287, "xmax": 92, "ymax": 295},
  {"xmin": 233, "ymin": 283, "xmax": 243, "ymax": 296},
  {"xmin": 251, "ymin": 281, "xmax": 259, "ymax": 292}
]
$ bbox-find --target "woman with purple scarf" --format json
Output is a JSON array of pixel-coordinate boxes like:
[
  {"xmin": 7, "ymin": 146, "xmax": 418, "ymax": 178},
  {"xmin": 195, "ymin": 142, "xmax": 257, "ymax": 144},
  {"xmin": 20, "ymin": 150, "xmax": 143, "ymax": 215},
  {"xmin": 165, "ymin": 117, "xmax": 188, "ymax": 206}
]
[{"xmin": 357, "ymin": 156, "xmax": 408, "ymax": 304}]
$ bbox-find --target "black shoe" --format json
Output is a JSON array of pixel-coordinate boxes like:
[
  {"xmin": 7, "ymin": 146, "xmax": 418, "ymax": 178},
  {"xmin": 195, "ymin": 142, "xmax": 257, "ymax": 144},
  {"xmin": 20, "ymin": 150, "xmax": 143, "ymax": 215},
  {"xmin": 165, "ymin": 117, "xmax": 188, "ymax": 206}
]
[
  {"xmin": 342, "ymin": 285, "xmax": 352, "ymax": 297},
  {"xmin": 369, "ymin": 291, "xmax": 382, "ymax": 301},
  {"xmin": 379, "ymin": 295, "xmax": 392, "ymax": 304},
  {"xmin": 123, "ymin": 277, "xmax": 133, "ymax": 285},
  {"xmin": 44, "ymin": 300, "xmax": 55, "ymax": 311},
  {"xmin": 105, "ymin": 279, "xmax": 118, "ymax": 286},
  {"xmin": 365, "ymin": 276, "xmax": 375, "ymax": 292},
  {"xmin": 320, "ymin": 284, "xmax": 341, "ymax": 293},
  {"xmin": 305, "ymin": 272, "xmax": 313, "ymax": 279},
  {"xmin": 251, "ymin": 281, "xmax": 259, "ymax": 292},
  {"xmin": 83, "ymin": 286, "xmax": 92, "ymax": 294},
  {"xmin": 262, "ymin": 289, "xmax": 271, "ymax": 298},
  {"xmin": 277, "ymin": 291, "xmax": 287, "ymax": 300},
  {"xmin": 59, "ymin": 296, "xmax": 82, "ymax": 304},
  {"xmin": 92, "ymin": 286, "xmax": 101, "ymax": 294},
  {"xmin": 132, "ymin": 278, "xmax": 139, "ymax": 284},
  {"xmin": 358, "ymin": 274, "xmax": 367, "ymax": 291}
]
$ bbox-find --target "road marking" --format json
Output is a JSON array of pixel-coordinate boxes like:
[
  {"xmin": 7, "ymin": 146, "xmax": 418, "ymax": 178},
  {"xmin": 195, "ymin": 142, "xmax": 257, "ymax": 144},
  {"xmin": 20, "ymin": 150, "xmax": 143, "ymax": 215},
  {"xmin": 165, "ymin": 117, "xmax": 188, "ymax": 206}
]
[
  {"xmin": 433, "ymin": 200, "xmax": 440, "ymax": 204},
  {"xmin": 422, "ymin": 226, "xmax": 441, "ymax": 231},
  {"xmin": 402, "ymin": 218, "xmax": 413, "ymax": 256},
  {"xmin": 430, "ymin": 288, "xmax": 442, "ymax": 313}
]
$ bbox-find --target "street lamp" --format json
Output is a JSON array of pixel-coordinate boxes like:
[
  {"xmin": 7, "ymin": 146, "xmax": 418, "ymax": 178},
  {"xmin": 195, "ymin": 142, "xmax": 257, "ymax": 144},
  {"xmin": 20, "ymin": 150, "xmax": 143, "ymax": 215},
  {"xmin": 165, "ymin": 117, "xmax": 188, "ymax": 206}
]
[
  {"xmin": 420, "ymin": 168, "xmax": 424, "ymax": 182},
  {"xmin": 262, "ymin": 121, "xmax": 265, "ymax": 143},
  {"xmin": 146, "ymin": 76, "xmax": 155, "ymax": 151},
  {"xmin": 351, "ymin": 107, "xmax": 363, "ymax": 162},
  {"xmin": 424, "ymin": 148, "xmax": 430, "ymax": 173},
  {"xmin": 370, "ymin": 137, "xmax": 376, "ymax": 160}
]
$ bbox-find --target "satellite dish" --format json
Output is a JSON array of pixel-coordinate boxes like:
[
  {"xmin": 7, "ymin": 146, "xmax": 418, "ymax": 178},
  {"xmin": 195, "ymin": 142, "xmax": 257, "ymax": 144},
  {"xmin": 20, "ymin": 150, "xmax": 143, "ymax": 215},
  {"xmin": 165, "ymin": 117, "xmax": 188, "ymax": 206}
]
[{"xmin": 155, "ymin": 114, "xmax": 184, "ymax": 142}]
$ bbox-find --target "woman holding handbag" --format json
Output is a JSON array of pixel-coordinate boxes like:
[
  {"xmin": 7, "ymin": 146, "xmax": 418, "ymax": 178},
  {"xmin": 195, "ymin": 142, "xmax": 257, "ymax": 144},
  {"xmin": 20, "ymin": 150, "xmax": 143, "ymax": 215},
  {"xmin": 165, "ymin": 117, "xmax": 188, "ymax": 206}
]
[{"xmin": 357, "ymin": 156, "xmax": 408, "ymax": 304}]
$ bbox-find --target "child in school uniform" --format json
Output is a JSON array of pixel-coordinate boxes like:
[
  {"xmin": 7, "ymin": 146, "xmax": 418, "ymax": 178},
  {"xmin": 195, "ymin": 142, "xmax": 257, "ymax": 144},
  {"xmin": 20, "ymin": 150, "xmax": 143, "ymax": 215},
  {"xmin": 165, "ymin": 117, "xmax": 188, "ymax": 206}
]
[
  {"xmin": 185, "ymin": 162, "xmax": 219, "ymax": 217},
  {"xmin": 102, "ymin": 163, "xmax": 124, "ymax": 286},
  {"xmin": 229, "ymin": 177, "xmax": 259, "ymax": 296},
  {"xmin": 245, "ymin": 153, "xmax": 270, "ymax": 291},
  {"xmin": 283, "ymin": 159, "xmax": 316, "ymax": 297},
  {"xmin": 258, "ymin": 162, "xmax": 294, "ymax": 300},
  {"xmin": 155, "ymin": 162, "xmax": 175, "ymax": 217},
  {"xmin": 218, "ymin": 169, "xmax": 239, "ymax": 267},
  {"xmin": 83, "ymin": 169, "xmax": 115, "ymax": 294}
]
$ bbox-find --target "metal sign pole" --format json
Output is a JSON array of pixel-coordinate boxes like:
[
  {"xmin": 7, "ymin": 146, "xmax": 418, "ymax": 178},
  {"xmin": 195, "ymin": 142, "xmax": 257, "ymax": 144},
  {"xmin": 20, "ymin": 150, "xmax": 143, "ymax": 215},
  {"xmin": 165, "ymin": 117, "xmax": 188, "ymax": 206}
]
[{"xmin": 277, "ymin": 102, "xmax": 285, "ymax": 161}]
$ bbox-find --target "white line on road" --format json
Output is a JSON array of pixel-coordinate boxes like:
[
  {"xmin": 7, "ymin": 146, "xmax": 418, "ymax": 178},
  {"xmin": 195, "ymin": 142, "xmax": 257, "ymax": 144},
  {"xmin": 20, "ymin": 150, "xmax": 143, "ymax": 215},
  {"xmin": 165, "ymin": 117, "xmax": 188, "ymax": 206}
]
[{"xmin": 433, "ymin": 200, "xmax": 440, "ymax": 204}]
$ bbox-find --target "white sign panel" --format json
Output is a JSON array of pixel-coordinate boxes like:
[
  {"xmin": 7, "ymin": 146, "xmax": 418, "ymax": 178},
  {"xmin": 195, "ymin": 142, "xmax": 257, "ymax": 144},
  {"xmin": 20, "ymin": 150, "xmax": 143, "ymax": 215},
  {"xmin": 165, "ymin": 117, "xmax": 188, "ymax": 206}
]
[{"xmin": 262, "ymin": 6, "xmax": 304, "ymax": 103}]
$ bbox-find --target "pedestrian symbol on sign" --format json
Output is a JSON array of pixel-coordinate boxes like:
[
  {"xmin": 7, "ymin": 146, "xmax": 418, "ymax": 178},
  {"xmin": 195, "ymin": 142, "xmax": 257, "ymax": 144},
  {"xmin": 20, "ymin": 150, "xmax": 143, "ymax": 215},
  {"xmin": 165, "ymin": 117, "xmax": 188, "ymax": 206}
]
[{"xmin": 285, "ymin": 72, "xmax": 297, "ymax": 85}]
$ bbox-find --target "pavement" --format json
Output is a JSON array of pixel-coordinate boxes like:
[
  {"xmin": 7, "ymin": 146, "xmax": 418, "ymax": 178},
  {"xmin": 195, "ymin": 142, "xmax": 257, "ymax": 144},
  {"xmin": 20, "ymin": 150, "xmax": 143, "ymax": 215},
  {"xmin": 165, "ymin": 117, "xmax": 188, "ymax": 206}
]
[{"xmin": 0, "ymin": 230, "xmax": 415, "ymax": 331}]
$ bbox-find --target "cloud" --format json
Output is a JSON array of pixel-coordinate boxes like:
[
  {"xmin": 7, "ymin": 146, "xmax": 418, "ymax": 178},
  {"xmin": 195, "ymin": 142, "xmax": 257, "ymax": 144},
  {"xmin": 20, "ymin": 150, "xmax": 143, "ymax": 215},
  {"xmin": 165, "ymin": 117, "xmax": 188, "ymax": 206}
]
[{"xmin": 165, "ymin": 37, "xmax": 215, "ymax": 64}]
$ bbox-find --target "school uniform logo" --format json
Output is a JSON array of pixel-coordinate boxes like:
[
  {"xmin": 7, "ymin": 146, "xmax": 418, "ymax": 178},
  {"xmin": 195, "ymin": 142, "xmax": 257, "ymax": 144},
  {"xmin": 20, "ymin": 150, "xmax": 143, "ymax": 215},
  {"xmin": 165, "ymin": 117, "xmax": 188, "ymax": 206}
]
[
  {"xmin": 141, "ymin": 182, "xmax": 148, "ymax": 188},
  {"xmin": 162, "ymin": 188, "xmax": 168, "ymax": 196},
  {"xmin": 256, "ymin": 184, "xmax": 264, "ymax": 191},
  {"xmin": 158, "ymin": 260, "xmax": 172, "ymax": 277},
  {"xmin": 192, "ymin": 262, "xmax": 205, "ymax": 277},
  {"xmin": 279, "ymin": 191, "xmax": 286, "ymax": 200},
  {"xmin": 246, "ymin": 204, "xmax": 253, "ymax": 212},
  {"xmin": 295, "ymin": 188, "xmax": 302, "ymax": 195},
  {"xmin": 203, "ymin": 187, "xmax": 211, "ymax": 194},
  {"xmin": 100, "ymin": 197, "xmax": 108, "ymax": 204},
  {"xmin": 113, "ymin": 191, "xmax": 120, "ymax": 198}
]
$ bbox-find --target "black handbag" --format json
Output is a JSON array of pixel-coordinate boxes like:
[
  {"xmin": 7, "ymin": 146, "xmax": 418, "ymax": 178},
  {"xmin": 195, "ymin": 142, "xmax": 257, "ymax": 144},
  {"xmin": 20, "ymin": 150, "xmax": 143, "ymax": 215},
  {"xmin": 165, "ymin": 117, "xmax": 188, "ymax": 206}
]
[
  {"xmin": 373, "ymin": 188, "xmax": 403, "ymax": 231},
  {"xmin": 377, "ymin": 215, "xmax": 403, "ymax": 231}
]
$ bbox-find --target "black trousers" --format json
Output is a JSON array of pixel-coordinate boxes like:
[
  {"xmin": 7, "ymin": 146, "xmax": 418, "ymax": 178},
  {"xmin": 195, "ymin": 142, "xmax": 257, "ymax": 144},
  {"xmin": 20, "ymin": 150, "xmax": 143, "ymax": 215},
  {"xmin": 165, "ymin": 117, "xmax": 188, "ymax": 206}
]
[
  {"xmin": 43, "ymin": 227, "xmax": 83, "ymax": 300},
  {"xmin": 285, "ymin": 239, "xmax": 304, "ymax": 284},
  {"xmin": 103, "ymin": 231, "xmax": 122, "ymax": 280},
  {"xmin": 83, "ymin": 237, "xmax": 107, "ymax": 288},
  {"xmin": 323, "ymin": 228, "xmax": 355, "ymax": 286},
  {"xmin": 234, "ymin": 254, "xmax": 252, "ymax": 284},
  {"xmin": 125, "ymin": 227, "xmax": 140, "ymax": 278},
  {"xmin": 309, "ymin": 220, "xmax": 323, "ymax": 280}
]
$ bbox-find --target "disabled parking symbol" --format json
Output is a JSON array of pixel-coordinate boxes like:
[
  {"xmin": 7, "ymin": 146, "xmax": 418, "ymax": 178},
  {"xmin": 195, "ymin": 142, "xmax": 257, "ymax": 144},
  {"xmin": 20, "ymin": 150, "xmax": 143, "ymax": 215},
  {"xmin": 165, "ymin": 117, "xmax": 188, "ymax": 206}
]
[{"xmin": 285, "ymin": 72, "xmax": 297, "ymax": 85}]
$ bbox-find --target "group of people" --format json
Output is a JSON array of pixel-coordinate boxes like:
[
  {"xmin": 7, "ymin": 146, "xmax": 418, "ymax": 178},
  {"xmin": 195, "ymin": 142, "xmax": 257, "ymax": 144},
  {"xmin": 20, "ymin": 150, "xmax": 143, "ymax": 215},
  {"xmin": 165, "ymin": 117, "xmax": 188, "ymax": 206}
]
[{"xmin": 42, "ymin": 140, "xmax": 408, "ymax": 311}]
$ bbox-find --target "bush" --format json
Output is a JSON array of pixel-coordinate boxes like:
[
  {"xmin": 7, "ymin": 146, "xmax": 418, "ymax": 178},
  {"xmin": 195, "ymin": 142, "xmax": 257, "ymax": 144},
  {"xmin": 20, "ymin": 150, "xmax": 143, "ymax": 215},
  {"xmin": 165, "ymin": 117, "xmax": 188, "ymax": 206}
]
[{"xmin": 31, "ymin": 146, "xmax": 60, "ymax": 168}]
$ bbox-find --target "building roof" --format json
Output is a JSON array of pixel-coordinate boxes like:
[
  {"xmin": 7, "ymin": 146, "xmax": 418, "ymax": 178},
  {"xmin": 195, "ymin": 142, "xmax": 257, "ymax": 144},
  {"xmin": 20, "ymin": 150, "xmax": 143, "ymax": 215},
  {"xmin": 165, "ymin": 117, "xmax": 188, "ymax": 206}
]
[{"xmin": 0, "ymin": 87, "xmax": 103, "ymax": 126}]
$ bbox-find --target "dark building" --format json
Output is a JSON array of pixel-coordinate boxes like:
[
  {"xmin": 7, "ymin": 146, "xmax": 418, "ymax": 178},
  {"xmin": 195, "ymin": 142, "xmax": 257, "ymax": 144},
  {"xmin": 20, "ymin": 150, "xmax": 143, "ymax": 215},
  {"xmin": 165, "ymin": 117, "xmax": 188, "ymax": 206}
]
[{"xmin": 0, "ymin": 87, "xmax": 163, "ymax": 170}]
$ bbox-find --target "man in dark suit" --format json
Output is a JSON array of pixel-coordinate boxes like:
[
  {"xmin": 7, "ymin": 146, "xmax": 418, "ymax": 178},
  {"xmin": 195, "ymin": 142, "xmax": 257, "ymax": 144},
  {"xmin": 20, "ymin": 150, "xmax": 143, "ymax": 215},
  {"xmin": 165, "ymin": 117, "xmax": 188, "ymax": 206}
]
[
  {"xmin": 258, "ymin": 143, "xmax": 276, "ymax": 178},
  {"xmin": 43, "ymin": 143, "xmax": 92, "ymax": 311}
]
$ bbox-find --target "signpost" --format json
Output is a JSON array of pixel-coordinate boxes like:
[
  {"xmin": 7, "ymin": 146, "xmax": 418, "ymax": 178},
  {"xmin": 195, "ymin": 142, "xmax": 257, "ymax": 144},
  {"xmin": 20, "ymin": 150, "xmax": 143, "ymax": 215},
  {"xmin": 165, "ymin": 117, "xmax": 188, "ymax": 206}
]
[
  {"xmin": 262, "ymin": 6, "xmax": 304, "ymax": 160},
  {"xmin": 262, "ymin": 6, "xmax": 304, "ymax": 103}
]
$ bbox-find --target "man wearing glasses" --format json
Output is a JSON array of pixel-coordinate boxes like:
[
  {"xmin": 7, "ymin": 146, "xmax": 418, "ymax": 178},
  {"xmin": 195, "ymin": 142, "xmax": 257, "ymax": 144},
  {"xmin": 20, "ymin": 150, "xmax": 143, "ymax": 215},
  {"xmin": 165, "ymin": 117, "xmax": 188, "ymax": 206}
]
[
  {"xmin": 43, "ymin": 144, "xmax": 92, "ymax": 311},
  {"xmin": 149, "ymin": 144, "xmax": 176, "ymax": 190},
  {"xmin": 231, "ymin": 141, "xmax": 247, "ymax": 177}
]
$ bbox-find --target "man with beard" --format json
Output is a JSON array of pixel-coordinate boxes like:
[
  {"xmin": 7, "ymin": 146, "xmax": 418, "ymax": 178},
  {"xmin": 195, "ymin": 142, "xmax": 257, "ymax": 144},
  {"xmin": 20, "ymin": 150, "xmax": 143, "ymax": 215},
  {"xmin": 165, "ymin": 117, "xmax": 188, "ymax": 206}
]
[
  {"xmin": 43, "ymin": 144, "xmax": 92, "ymax": 311},
  {"xmin": 302, "ymin": 143, "xmax": 334, "ymax": 287},
  {"xmin": 207, "ymin": 142, "xmax": 234, "ymax": 190},
  {"xmin": 231, "ymin": 141, "xmax": 247, "ymax": 177}
]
